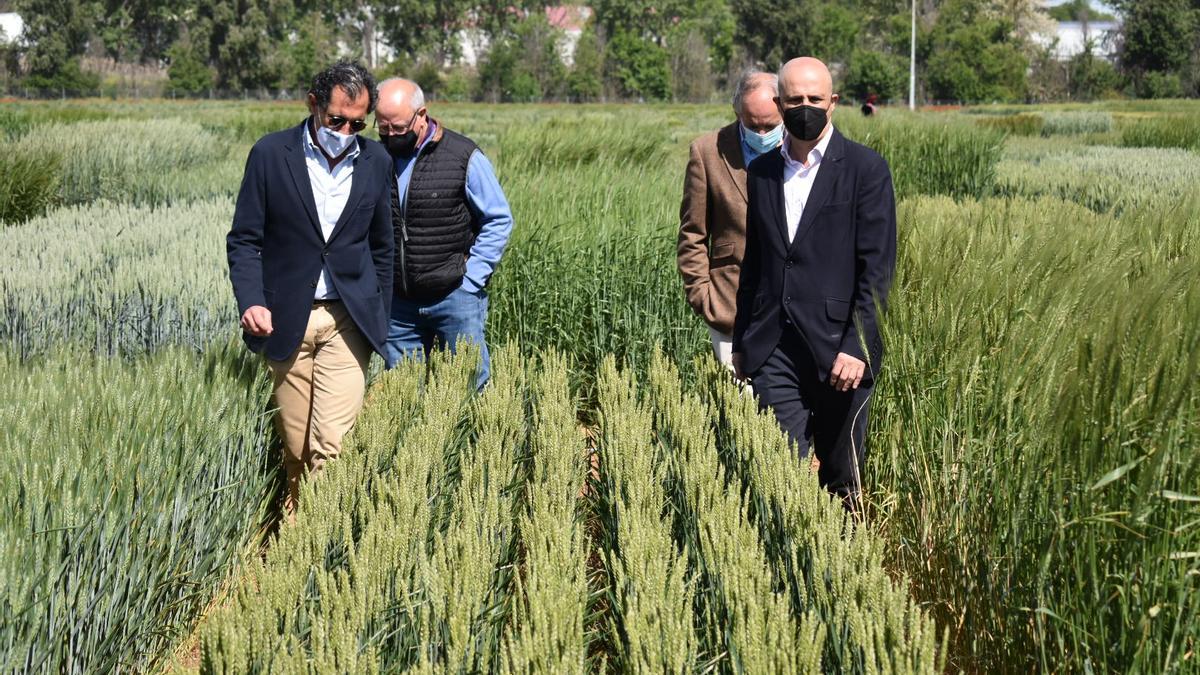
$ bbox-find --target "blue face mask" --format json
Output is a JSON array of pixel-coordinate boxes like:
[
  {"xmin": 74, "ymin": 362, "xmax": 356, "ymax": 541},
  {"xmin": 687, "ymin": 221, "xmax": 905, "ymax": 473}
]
[{"xmin": 743, "ymin": 123, "xmax": 783, "ymax": 155}]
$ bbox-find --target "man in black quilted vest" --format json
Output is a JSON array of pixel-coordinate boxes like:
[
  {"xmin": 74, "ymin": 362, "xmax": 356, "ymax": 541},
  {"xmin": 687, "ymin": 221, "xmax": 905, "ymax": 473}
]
[{"xmin": 375, "ymin": 78, "xmax": 514, "ymax": 388}]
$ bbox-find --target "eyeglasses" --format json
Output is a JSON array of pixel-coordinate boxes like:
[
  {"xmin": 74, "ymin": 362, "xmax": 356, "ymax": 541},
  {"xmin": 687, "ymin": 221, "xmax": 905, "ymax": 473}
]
[
  {"xmin": 376, "ymin": 110, "xmax": 420, "ymax": 136},
  {"xmin": 324, "ymin": 114, "xmax": 368, "ymax": 133}
]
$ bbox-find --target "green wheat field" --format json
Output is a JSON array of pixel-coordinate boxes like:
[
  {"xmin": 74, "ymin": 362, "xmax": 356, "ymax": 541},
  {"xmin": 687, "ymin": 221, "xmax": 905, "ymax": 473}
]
[{"xmin": 0, "ymin": 99, "xmax": 1197, "ymax": 674}]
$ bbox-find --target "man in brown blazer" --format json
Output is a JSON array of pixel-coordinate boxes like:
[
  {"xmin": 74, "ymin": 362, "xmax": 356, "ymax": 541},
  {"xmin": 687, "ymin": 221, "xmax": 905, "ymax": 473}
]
[{"xmin": 678, "ymin": 71, "xmax": 783, "ymax": 371}]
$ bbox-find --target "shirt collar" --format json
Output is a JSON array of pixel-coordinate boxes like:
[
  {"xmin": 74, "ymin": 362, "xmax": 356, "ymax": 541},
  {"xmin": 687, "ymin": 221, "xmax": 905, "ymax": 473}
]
[
  {"xmin": 781, "ymin": 125, "xmax": 833, "ymax": 170},
  {"xmin": 302, "ymin": 118, "xmax": 361, "ymax": 165}
]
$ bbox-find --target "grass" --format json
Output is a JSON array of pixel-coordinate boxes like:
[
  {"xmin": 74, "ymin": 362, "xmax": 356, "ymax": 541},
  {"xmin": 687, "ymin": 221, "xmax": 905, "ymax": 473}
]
[
  {"xmin": 0, "ymin": 344, "xmax": 273, "ymax": 674},
  {"xmin": 2, "ymin": 98, "xmax": 1199, "ymax": 673}
]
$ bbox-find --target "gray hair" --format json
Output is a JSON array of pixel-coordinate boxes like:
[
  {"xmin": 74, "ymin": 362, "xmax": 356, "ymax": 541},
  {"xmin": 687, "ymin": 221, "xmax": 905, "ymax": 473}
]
[
  {"xmin": 309, "ymin": 62, "xmax": 378, "ymax": 112},
  {"xmin": 732, "ymin": 71, "xmax": 779, "ymax": 114},
  {"xmin": 379, "ymin": 77, "xmax": 426, "ymax": 111}
]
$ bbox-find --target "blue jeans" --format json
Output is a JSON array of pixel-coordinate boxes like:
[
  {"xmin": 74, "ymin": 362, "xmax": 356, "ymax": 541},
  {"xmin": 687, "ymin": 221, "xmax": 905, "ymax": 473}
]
[{"xmin": 383, "ymin": 286, "xmax": 490, "ymax": 389}]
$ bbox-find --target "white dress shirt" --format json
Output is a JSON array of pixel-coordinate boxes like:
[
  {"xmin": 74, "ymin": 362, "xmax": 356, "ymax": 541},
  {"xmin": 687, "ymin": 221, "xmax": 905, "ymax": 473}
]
[
  {"xmin": 302, "ymin": 125, "xmax": 360, "ymax": 300},
  {"xmin": 781, "ymin": 127, "xmax": 833, "ymax": 243}
]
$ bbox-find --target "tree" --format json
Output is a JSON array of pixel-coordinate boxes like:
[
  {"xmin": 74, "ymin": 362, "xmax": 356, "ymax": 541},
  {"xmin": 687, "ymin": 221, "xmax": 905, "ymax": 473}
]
[
  {"xmin": 166, "ymin": 36, "xmax": 213, "ymax": 95},
  {"xmin": 924, "ymin": 0, "xmax": 1029, "ymax": 102},
  {"xmin": 732, "ymin": 0, "xmax": 860, "ymax": 68},
  {"xmin": 604, "ymin": 28, "xmax": 671, "ymax": 100},
  {"xmin": 1111, "ymin": 0, "xmax": 1196, "ymax": 96},
  {"xmin": 13, "ymin": 0, "xmax": 101, "ymax": 91},
  {"xmin": 844, "ymin": 48, "xmax": 906, "ymax": 101},
  {"xmin": 569, "ymin": 24, "xmax": 605, "ymax": 101}
]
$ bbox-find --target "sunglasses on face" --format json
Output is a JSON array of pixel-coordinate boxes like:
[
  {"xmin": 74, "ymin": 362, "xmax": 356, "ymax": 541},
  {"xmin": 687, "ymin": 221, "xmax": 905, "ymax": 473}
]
[{"xmin": 324, "ymin": 114, "xmax": 368, "ymax": 133}]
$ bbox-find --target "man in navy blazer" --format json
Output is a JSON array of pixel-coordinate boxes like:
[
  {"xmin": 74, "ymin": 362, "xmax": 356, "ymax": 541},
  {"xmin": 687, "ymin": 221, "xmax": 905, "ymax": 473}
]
[
  {"xmin": 227, "ymin": 62, "xmax": 393, "ymax": 516},
  {"xmin": 732, "ymin": 57, "xmax": 897, "ymax": 507}
]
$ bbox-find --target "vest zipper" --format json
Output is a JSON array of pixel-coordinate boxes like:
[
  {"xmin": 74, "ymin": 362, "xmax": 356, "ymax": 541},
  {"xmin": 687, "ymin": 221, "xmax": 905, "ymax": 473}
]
[{"xmin": 397, "ymin": 142, "xmax": 428, "ymax": 297}]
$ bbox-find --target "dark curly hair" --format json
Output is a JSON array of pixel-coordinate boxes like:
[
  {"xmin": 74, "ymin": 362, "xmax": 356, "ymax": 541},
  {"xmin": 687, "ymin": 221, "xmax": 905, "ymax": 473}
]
[{"xmin": 308, "ymin": 62, "xmax": 378, "ymax": 113}]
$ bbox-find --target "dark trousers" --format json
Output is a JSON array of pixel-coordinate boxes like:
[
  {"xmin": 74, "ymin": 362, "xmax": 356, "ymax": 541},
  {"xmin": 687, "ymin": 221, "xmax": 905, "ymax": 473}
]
[{"xmin": 751, "ymin": 330, "xmax": 874, "ymax": 500}]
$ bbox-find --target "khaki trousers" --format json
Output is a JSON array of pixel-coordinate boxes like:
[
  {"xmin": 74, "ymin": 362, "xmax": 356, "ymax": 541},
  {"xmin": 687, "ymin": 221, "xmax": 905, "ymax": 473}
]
[{"xmin": 267, "ymin": 301, "xmax": 371, "ymax": 514}]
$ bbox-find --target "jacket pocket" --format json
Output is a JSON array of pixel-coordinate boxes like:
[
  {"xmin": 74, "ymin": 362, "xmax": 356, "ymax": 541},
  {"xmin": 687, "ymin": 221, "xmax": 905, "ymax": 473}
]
[
  {"xmin": 710, "ymin": 241, "xmax": 740, "ymax": 265},
  {"xmin": 825, "ymin": 297, "xmax": 851, "ymax": 322}
]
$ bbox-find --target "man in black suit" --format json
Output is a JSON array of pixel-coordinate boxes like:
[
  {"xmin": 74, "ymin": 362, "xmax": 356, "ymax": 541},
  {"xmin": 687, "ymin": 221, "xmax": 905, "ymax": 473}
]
[
  {"xmin": 227, "ymin": 62, "xmax": 394, "ymax": 516},
  {"xmin": 732, "ymin": 57, "xmax": 897, "ymax": 506}
]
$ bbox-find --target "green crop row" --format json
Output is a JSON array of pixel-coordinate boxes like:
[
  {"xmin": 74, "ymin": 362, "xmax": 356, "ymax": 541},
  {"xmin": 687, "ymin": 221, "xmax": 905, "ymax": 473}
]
[
  {"xmin": 0, "ymin": 118, "xmax": 241, "ymax": 225},
  {"xmin": 996, "ymin": 139, "xmax": 1200, "ymax": 212},
  {"xmin": 595, "ymin": 358, "xmax": 696, "ymax": 673},
  {"xmin": 873, "ymin": 194, "xmax": 1200, "ymax": 671},
  {"xmin": 0, "ymin": 346, "xmax": 272, "ymax": 674},
  {"xmin": 1119, "ymin": 114, "xmax": 1200, "ymax": 151},
  {"xmin": 201, "ymin": 346, "xmax": 594, "ymax": 673}
]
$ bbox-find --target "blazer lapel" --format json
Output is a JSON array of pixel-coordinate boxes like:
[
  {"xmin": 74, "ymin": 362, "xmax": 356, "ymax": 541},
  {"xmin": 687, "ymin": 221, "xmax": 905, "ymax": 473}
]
[
  {"xmin": 715, "ymin": 123, "xmax": 748, "ymax": 203},
  {"xmin": 327, "ymin": 139, "xmax": 369, "ymax": 244},
  {"xmin": 764, "ymin": 154, "xmax": 789, "ymax": 253},
  {"xmin": 285, "ymin": 122, "xmax": 322, "ymax": 237},
  {"xmin": 790, "ymin": 129, "xmax": 845, "ymax": 249}
]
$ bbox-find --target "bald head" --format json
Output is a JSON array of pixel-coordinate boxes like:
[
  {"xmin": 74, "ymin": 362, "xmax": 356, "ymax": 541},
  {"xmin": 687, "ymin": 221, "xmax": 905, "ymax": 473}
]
[
  {"xmin": 377, "ymin": 78, "xmax": 426, "ymax": 120},
  {"xmin": 775, "ymin": 57, "xmax": 838, "ymax": 147},
  {"xmin": 777, "ymin": 57, "xmax": 834, "ymax": 104}
]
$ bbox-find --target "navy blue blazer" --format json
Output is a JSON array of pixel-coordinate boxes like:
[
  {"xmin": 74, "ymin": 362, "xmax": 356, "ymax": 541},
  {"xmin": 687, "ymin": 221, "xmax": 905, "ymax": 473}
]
[
  {"xmin": 227, "ymin": 120, "xmax": 395, "ymax": 361},
  {"xmin": 733, "ymin": 128, "xmax": 897, "ymax": 383}
]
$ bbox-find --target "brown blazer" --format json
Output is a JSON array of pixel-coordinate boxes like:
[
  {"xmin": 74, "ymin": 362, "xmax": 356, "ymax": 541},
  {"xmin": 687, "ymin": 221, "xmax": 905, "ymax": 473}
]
[{"xmin": 677, "ymin": 122, "xmax": 749, "ymax": 335}]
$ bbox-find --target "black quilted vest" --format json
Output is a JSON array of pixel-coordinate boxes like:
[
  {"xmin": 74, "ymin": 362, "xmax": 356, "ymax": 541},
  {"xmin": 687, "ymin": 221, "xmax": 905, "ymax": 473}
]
[{"xmin": 392, "ymin": 127, "xmax": 479, "ymax": 301}]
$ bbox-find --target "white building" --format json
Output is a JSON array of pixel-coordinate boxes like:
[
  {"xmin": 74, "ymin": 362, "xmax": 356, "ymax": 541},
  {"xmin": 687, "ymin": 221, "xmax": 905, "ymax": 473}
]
[
  {"xmin": 0, "ymin": 12, "xmax": 23, "ymax": 44},
  {"xmin": 1036, "ymin": 20, "xmax": 1119, "ymax": 60}
]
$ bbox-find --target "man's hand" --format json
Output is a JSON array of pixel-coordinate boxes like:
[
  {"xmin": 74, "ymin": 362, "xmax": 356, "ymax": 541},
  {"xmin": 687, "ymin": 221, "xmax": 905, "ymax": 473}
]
[
  {"xmin": 829, "ymin": 352, "xmax": 866, "ymax": 391},
  {"xmin": 732, "ymin": 352, "xmax": 747, "ymax": 382},
  {"xmin": 241, "ymin": 305, "xmax": 274, "ymax": 337}
]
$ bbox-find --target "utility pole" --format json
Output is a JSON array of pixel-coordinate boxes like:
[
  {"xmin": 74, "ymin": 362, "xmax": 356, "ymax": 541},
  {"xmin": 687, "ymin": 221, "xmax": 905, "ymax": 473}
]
[{"xmin": 909, "ymin": 0, "xmax": 917, "ymax": 110}]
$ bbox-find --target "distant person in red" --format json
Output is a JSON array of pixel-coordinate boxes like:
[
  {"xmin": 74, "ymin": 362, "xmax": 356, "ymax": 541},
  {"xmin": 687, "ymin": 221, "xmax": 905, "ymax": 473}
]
[{"xmin": 861, "ymin": 94, "xmax": 878, "ymax": 117}]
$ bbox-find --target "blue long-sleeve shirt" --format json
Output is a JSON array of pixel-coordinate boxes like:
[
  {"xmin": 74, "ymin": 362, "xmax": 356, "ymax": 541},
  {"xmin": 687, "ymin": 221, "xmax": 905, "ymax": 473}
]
[{"xmin": 394, "ymin": 122, "xmax": 514, "ymax": 293}]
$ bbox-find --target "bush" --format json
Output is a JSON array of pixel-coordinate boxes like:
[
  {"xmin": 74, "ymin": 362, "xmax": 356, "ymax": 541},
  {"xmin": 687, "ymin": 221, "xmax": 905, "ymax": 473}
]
[{"xmin": 0, "ymin": 152, "xmax": 61, "ymax": 225}]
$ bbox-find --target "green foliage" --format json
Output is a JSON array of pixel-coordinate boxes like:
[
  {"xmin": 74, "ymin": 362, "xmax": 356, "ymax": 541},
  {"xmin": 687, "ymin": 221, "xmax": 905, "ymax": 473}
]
[
  {"xmin": 844, "ymin": 48, "xmax": 907, "ymax": 101},
  {"xmin": 1114, "ymin": 0, "xmax": 1196, "ymax": 76},
  {"xmin": 477, "ymin": 14, "xmax": 568, "ymax": 103},
  {"xmin": 1138, "ymin": 70, "xmax": 1185, "ymax": 99},
  {"xmin": 0, "ymin": 344, "xmax": 272, "ymax": 674},
  {"xmin": 732, "ymin": 0, "xmax": 862, "ymax": 68},
  {"xmin": 875, "ymin": 194, "xmax": 1200, "ymax": 671},
  {"xmin": 837, "ymin": 111, "xmax": 1005, "ymax": 199},
  {"xmin": 605, "ymin": 30, "xmax": 672, "ymax": 101},
  {"xmin": 1119, "ymin": 114, "xmax": 1200, "ymax": 150},
  {"xmin": 12, "ymin": 0, "xmax": 98, "ymax": 92},
  {"xmin": 166, "ymin": 38, "xmax": 214, "ymax": 95},
  {"xmin": 1066, "ymin": 46, "xmax": 1123, "ymax": 100},
  {"xmin": 1048, "ymin": 0, "xmax": 1116, "ymax": 22},
  {"xmin": 0, "ymin": 152, "xmax": 60, "ymax": 224},
  {"xmin": 924, "ymin": 0, "xmax": 1029, "ymax": 102},
  {"xmin": 569, "ymin": 28, "xmax": 606, "ymax": 102}
]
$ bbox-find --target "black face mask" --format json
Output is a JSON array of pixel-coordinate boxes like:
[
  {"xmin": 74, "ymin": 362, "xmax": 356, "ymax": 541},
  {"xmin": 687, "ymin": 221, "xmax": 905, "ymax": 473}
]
[
  {"xmin": 381, "ymin": 130, "xmax": 419, "ymax": 157},
  {"xmin": 783, "ymin": 104, "xmax": 828, "ymax": 141}
]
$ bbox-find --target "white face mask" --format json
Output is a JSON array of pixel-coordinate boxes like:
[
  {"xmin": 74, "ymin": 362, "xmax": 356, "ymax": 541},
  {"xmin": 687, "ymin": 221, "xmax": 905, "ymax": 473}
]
[{"xmin": 316, "ymin": 124, "xmax": 357, "ymax": 157}]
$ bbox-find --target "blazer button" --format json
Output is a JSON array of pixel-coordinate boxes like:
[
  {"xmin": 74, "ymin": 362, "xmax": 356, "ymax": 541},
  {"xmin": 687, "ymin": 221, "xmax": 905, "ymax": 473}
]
[
  {"xmin": 784, "ymin": 296, "xmax": 791, "ymax": 305},
  {"xmin": 322, "ymin": 250, "xmax": 329, "ymax": 257},
  {"xmin": 311, "ymin": 280, "xmax": 318, "ymax": 288}
]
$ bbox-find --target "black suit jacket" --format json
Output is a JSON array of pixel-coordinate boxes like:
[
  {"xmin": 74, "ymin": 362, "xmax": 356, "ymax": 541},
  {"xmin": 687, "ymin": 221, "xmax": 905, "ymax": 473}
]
[
  {"xmin": 227, "ymin": 120, "xmax": 394, "ymax": 361},
  {"xmin": 733, "ymin": 128, "xmax": 896, "ymax": 383}
]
